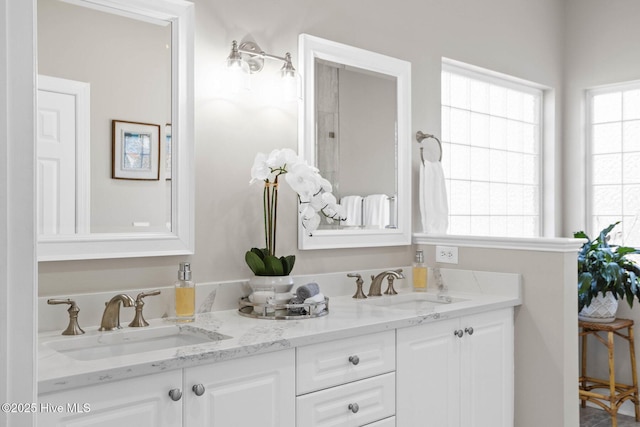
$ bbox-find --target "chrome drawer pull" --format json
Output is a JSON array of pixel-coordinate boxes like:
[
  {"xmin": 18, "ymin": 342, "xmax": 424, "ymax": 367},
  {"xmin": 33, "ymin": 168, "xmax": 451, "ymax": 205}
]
[
  {"xmin": 348, "ymin": 355, "xmax": 360, "ymax": 365},
  {"xmin": 454, "ymin": 329, "xmax": 464, "ymax": 338},
  {"xmin": 348, "ymin": 403, "xmax": 359, "ymax": 413},
  {"xmin": 168, "ymin": 388, "xmax": 182, "ymax": 401},
  {"xmin": 465, "ymin": 327, "xmax": 474, "ymax": 335},
  {"xmin": 192, "ymin": 384, "xmax": 205, "ymax": 396}
]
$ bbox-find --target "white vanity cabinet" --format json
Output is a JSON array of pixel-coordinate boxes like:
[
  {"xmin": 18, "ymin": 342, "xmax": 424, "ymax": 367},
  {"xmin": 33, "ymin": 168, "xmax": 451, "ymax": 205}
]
[
  {"xmin": 38, "ymin": 349, "xmax": 295, "ymax": 427},
  {"xmin": 296, "ymin": 331, "xmax": 396, "ymax": 426},
  {"xmin": 183, "ymin": 348, "xmax": 295, "ymax": 427},
  {"xmin": 396, "ymin": 308, "xmax": 514, "ymax": 427},
  {"xmin": 38, "ymin": 370, "xmax": 183, "ymax": 427}
]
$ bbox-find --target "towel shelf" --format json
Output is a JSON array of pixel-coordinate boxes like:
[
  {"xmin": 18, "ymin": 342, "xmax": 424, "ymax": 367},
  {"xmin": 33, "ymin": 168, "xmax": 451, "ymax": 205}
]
[{"xmin": 416, "ymin": 131, "xmax": 443, "ymax": 164}]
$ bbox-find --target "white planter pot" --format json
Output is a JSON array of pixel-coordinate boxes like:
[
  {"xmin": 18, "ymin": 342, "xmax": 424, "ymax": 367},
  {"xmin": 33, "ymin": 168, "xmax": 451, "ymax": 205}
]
[
  {"xmin": 248, "ymin": 275, "xmax": 294, "ymax": 315},
  {"xmin": 248, "ymin": 275, "xmax": 294, "ymax": 294},
  {"xmin": 579, "ymin": 291, "xmax": 619, "ymax": 323}
]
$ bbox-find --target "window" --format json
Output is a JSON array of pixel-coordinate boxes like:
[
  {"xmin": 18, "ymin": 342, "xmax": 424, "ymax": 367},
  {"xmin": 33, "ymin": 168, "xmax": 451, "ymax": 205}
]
[
  {"xmin": 588, "ymin": 83, "xmax": 640, "ymax": 247},
  {"xmin": 441, "ymin": 62, "xmax": 542, "ymax": 237}
]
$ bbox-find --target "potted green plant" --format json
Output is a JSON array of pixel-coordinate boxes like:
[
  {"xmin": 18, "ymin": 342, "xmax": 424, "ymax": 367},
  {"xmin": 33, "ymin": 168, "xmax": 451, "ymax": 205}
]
[
  {"xmin": 575, "ymin": 222, "xmax": 640, "ymax": 322},
  {"xmin": 245, "ymin": 148, "xmax": 343, "ymax": 291}
]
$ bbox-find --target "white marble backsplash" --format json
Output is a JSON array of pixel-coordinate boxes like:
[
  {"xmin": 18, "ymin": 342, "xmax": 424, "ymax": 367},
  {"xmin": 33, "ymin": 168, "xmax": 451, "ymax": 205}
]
[{"xmin": 37, "ymin": 266, "xmax": 521, "ymax": 333}]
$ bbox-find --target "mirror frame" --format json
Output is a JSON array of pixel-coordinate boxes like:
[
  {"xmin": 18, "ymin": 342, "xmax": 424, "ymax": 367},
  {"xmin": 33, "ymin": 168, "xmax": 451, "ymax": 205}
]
[
  {"xmin": 38, "ymin": 0, "xmax": 194, "ymax": 261},
  {"xmin": 298, "ymin": 34, "xmax": 412, "ymax": 250}
]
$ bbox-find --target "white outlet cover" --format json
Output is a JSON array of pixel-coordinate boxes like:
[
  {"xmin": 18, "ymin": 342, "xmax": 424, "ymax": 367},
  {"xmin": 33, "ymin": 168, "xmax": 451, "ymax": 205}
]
[{"xmin": 436, "ymin": 245, "xmax": 459, "ymax": 264}]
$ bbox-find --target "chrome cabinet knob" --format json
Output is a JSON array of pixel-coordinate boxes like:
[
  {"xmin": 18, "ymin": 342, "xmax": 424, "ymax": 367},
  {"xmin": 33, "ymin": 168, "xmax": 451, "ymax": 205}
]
[
  {"xmin": 454, "ymin": 329, "xmax": 464, "ymax": 338},
  {"xmin": 348, "ymin": 403, "xmax": 359, "ymax": 413},
  {"xmin": 465, "ymin": 327, "xmax": 474, "ymax": 335},
  {"xmin": 348, "ymin": 355, "xmax": 360, "ymax": 366},
  {"xmin": 168, "ymin": 388, "xmax": 182, "ymax": 401},
  {"xmin": 192, "ymin": 384, "xmax": 205, "ymax": 396}
]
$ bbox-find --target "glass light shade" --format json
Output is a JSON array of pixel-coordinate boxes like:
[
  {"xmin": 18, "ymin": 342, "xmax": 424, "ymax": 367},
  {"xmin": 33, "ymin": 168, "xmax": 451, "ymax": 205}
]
[{"xmin": 224, "ymin": 58, "xmax": 250, "ymax": 94}]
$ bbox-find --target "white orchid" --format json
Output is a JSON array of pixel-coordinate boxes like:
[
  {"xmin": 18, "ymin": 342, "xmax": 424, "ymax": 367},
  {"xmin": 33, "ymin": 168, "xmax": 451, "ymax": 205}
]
[{"xmin": 249, "ymin": 148, "xmax": 345, "ymax": 271}]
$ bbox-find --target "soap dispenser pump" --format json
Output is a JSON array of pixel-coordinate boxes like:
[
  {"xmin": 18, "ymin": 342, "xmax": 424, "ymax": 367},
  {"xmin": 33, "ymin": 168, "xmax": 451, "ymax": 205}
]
[{"xmin": 175, "ymin": 262, "xmax": 195, "ymax": 322}]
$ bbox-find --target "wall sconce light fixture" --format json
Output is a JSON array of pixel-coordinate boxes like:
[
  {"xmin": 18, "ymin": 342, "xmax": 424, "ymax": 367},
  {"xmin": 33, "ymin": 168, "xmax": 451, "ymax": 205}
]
[{"xmin": 225, "ymin": 40, "xmax": 299, "ymax": 100}]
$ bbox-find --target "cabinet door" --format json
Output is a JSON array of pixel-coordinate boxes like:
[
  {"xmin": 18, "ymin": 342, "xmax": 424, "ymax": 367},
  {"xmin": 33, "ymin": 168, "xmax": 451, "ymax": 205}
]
[
  {"xmin": 460, "ymin": 308, "xmax": 514, "ymax": 427},
  {"xmin": 38, "ymin": 370, "xmax": 182, "ymax": 427},
  {"xmin": 184, "ymin": 349, "xmax": 295, "ymax": 427},
  {"xmin": 396, "ymin": 318, "xmax": 460, "ymax": 427}
]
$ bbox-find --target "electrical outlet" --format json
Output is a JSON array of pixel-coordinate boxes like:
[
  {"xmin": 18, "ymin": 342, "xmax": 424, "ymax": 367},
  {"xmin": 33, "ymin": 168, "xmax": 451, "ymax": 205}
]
[{"xmin": 436, "ymin": 245, "xmax": 458, "ymax": 264}]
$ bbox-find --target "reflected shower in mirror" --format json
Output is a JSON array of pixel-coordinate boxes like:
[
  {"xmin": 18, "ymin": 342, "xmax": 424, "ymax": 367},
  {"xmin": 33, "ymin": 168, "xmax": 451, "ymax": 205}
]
[
  {"xmin": 315, "ymin": 59, "xmax": 397, "ymax": 230},
  {"xmin": 37, "ymin": 0, "xmax": 172, "ymax": 235},
  {"xmin": 298, "ymin": 34, "xmax": 411, "ymax": 250}
]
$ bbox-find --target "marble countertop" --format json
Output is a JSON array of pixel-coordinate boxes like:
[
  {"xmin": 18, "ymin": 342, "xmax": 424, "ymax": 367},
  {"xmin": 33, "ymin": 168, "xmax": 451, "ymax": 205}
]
[{"xmin": 38, "ymin": 285, "xmax": 521, "ymax": 394}]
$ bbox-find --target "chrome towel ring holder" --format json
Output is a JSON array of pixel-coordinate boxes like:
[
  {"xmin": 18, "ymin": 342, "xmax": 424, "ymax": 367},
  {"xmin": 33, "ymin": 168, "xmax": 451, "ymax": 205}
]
[{"xmin": 416, "ymin": 131, "xmax": 443, "ymax": 165}]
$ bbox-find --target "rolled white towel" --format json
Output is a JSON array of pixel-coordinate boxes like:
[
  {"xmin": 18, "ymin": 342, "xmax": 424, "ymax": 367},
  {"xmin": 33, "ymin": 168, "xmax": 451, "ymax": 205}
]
[{"xmin": 304, "ymin": 293, "xmax": 326, "ymax": 315}]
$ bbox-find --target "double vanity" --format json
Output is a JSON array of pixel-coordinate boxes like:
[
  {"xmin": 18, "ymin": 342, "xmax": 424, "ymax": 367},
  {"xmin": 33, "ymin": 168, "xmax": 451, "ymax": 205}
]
[{"xmin": 38, "ymin": 269, "xmax": 521, "ymax": 427}]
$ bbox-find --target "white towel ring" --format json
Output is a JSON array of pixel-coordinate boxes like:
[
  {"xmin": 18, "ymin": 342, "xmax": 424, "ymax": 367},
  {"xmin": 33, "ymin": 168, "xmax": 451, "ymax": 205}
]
[{"xmin": 416, "ymin": 131, "xmax": 442, "ymax": 165}]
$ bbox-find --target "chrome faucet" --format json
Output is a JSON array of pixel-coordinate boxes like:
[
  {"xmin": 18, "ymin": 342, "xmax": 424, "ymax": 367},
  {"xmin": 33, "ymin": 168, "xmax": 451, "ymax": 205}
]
[
  {"xmin": 368, "ymin": 269, "xmax": 404, "ymax": 297},
  {"xmin": 99, "ymin": 294, "xmax": 135, "ymax": 331}
]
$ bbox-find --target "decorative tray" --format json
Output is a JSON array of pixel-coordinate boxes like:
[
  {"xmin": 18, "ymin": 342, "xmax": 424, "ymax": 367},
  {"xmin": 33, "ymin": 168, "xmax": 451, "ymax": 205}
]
[{"xmin": 238, "ymin": 296, "xmax": 329, "ymax": 320}]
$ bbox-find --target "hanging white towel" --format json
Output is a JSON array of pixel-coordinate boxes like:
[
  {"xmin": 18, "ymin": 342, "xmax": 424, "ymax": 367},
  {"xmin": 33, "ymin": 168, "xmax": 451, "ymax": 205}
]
[
  {"xmin": 363, "ymin": 194, "xmax": 390, "ymax": 228},
  {"xmin": 420, "ymin": 160, "xmax": 449, "ymax": 234},
  {"xmin": 340, "ymin": 195, "xmax": 363, "ymax": 226}
]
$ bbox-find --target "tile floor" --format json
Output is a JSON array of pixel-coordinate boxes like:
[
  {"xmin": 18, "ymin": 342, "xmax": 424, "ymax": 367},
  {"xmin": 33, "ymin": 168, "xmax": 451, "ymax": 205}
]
[{"xmin": 581, "ymin": 406, "xmax": 639, "ymax": 426}]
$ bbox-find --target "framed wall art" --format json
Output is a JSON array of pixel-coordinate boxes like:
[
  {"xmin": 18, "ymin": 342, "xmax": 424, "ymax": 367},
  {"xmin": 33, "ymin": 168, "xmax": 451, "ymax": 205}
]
[{"xmin": 112, "ymin": 120, "xmax": 160, "ymax": 180}]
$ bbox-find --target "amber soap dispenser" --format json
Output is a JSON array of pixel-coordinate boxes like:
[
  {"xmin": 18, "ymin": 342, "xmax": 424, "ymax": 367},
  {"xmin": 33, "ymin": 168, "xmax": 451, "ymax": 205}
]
[
  {"xmin": 412, "ymin": 250, "xmax": 427, "ymax": 292},
  {"xmin": 175, "ymin": 262, "xmax": 195, "ymax": 322}
]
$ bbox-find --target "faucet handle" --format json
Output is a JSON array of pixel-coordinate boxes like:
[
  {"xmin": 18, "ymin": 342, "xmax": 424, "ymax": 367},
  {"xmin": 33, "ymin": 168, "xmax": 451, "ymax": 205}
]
[
  {"xmin": 384, "ymin": 269, "xmax": 404, "ymax": 295},
  {"xmin": 129, "ymin": 290, "xmax": 161, "ymax": 328},
  {"xmin": 47, "ymin": 298, "xmax": 85, "ymax": 335},
  {"xmin": 347, "ymin": 273, "xmax": 367, "ymax": 299}
]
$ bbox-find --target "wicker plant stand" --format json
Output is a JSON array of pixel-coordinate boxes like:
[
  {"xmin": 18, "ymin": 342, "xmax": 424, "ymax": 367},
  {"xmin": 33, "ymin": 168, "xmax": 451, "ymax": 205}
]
[{"xmin": 579, "ymin": 318, "xmax": 640, "ymax": 427}]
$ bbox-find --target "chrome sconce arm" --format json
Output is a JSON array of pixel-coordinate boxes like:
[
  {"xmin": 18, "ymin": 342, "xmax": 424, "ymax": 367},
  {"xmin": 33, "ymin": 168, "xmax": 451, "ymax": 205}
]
[{"xmin": 228, "ymin": 40, "xmax": 296, "ymax": 76}]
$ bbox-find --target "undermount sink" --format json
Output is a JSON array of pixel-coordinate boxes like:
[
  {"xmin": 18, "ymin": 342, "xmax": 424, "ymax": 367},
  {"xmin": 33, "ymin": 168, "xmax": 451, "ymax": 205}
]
[
  {"xmin": 45, "ymin": 325, "xmax": 231, "ymax": 361},
  {"xmin": 362, "ymin": 293, "xmax": 466, "ymax": 310}
]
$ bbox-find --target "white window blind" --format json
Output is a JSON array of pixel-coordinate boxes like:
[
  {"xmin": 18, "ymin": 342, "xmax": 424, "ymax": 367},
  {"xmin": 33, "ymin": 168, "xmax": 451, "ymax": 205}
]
[
  {"xmin": 441, "ymin": 63, "xmax": 542, "ymax": 237},
  {"xmin": 588, "ymin": 83, "xmax": 640, "ymax": 247}
]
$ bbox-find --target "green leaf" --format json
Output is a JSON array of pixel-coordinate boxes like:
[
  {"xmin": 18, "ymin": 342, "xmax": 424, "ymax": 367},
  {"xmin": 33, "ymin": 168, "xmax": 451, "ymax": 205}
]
[
  {"xmin": 280, "ymin": 255, "xmax": 295, "ymax": 275},
  {"xmin": 251, "ymin": 247, "xmax": 268, "ymax": 260},
  {"xmin": 574, "ymin": 230, "xmax": 588, "ymax": 239},
  {"xmin": 245, "ymin": 251, "xmax": 266, "ymax": 275},
  {"xmin": 263, "ymin": 255, "xmax": 284, "ymax": 276}
]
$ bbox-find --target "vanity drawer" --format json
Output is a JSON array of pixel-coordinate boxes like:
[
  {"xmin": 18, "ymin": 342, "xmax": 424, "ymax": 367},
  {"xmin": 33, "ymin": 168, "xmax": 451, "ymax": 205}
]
[
  {"xmin": 296, "ymin": 372, "xmax": 395, "ymax": 427},
  {"xmin": 297, "ymin": 330, "xmax": 395, "ymax": 394},
  {"xmin": 364, "ymin": 416, "xmax": 395, "ymax": 427}
]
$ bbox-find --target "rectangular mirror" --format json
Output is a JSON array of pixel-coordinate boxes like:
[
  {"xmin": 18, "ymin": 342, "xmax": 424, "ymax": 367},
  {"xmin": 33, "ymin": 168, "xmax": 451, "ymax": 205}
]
[
  {"xmin": 298, "ymin": 34, "xmax": 411, "ymax": 249},
  {"xmin": 37, "ymin": 0, "xmax": 194, "ymax": 261}
]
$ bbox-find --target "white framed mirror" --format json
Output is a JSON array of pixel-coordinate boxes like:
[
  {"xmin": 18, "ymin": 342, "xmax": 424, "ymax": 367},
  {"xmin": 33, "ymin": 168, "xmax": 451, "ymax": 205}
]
[
  {"xmin": 298, "ymin": 34, "xmax": 411, "ymax": 250},
  {"xmin": 37, "ymin": 0, "xmax": 194, "ymax": 261}
]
